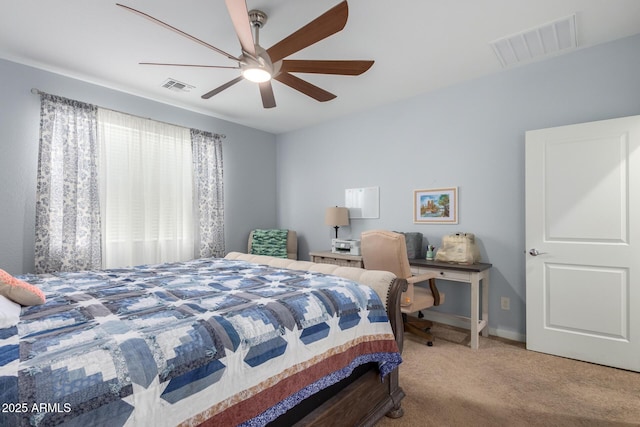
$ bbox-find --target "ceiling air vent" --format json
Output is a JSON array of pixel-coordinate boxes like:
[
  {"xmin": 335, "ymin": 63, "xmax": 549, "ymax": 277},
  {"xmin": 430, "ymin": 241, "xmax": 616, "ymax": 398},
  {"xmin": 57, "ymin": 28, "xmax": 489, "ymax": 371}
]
[
  {"xmin": 490, "ymin": 14, "xmax": 577, "ymax": 68},
  {"xmin": 161, "ymin": 78, "xmax": 195, "ymax": 92}
]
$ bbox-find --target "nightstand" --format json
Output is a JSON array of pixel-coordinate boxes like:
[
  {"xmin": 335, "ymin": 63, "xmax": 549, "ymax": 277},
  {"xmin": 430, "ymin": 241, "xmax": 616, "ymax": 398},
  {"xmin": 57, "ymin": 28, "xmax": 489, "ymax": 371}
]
[{"xmin": 309, "ymin": 251, "xmax": 364, "ymax": 268}]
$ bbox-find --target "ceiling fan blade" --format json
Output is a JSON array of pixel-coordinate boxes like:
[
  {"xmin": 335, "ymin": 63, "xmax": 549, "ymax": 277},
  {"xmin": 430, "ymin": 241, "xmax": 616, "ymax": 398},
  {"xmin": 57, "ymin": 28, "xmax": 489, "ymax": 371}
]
[
  {"xmin": 140, "ymin": 62, "xmax": 240, "ymax": 69},
  {"xmin": 259, "ymin": 82, "xmax": 276, "ymax": 108},
  {"xmin": 267, "ymin": 1, "xmax": 348, "ymax": 63},
  {"xmin": 224, "ymin": 0, "xmax": 256, "ymax": 57},
  {"xmin": 201, "ymin": 76, "xmax": 244, "ymax": 99},
  {"xmin": 116, "ymin": 3, "xmax": 240, "ymax": 62},
  {"xmin": 274, "ymin": 73, "xmax": 336, "ymax": 102},
  {"xmin": 281, "ymin": 60, "xmax": 374, "ymax": 75}
]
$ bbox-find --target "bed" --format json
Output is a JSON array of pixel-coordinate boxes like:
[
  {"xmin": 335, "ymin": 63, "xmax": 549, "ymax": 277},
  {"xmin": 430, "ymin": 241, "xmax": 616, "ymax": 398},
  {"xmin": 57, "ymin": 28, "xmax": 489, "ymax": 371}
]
[{"xmin": 0, "ymin": 252, "xmax": 406, "ymax": 426}]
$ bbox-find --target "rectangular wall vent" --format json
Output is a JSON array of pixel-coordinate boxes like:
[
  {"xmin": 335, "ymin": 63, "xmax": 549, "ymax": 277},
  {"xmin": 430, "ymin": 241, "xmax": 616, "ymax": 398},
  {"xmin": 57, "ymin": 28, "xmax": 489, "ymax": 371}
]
[
  {"xmin": 161, "ymin": 78, "xmax": 195, "ymax": 92},
  {"xmin": 490, "ymin": 14, "xmax": 577, "ymax": 68}
]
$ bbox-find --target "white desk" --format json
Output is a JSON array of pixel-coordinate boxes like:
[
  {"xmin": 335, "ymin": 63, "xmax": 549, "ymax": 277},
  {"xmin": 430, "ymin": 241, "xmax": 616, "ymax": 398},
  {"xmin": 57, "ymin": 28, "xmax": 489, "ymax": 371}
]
[{"xmin": 409, "ymin": 259, "xmax": 492, "ymax": 350}]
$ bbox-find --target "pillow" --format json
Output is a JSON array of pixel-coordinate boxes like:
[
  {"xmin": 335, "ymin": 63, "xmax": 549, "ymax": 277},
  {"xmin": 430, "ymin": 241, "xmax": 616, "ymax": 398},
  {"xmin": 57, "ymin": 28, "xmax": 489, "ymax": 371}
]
[
  {"xmin": 0, "ymin": 269, "xmax": 46, "ymax": 306},
  {"xmin": 250, "ymin": 229, "xmax": 289, "ymax": 258},
  {"xmin": 0, "ymin": 295, "xmax": 21, "ymax": 329}
]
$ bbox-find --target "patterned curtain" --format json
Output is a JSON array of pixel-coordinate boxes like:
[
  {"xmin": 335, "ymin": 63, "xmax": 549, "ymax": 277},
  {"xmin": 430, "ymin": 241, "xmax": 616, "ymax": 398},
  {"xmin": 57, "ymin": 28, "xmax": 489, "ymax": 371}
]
[
  {"xmin": 191, "ymin": 129, "xmax": 225, "ymax": 258},
  {"xmin": 35, "ymin": 93, "xmax": 101, "ymax": 273}
]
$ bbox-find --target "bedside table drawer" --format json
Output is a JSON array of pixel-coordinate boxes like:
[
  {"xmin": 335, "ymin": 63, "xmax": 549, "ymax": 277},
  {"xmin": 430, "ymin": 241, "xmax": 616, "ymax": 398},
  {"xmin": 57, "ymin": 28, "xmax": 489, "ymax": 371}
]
[
  {"xmin": 310, "ymin": 251, "xmax": 364, "ymax": 268},
  {"xmin": 313, "ymin": 256, "xmax": 360, "ymax": 267}
]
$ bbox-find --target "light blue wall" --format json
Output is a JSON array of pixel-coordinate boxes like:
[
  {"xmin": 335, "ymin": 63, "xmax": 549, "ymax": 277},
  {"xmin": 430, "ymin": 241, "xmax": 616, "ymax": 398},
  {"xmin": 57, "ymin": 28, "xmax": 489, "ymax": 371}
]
[
  {"xmin": 0, "ymin": 59, "xmax": 277, "ymax": 275},
  {"xmin": 276, "ymin": 34, "xmax": 640, "ymax": 340},
  {"xmin": 3, "ymin": 33, "xmax": 640, "ymax": 340}
]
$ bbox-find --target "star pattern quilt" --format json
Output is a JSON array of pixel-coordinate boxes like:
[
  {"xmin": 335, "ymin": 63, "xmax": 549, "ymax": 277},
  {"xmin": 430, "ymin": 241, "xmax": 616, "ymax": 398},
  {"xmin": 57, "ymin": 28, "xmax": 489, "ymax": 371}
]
[{"xmin": 0, "ymin": 258, "xmax": 401, "ymax": 427}]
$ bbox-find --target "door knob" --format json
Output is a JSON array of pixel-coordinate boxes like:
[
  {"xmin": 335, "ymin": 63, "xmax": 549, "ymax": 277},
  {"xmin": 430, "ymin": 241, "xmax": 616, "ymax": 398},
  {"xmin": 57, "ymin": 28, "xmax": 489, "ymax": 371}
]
[{"xmin": 529, "ymin": 249, "xmax": 547, "ymax": 256}]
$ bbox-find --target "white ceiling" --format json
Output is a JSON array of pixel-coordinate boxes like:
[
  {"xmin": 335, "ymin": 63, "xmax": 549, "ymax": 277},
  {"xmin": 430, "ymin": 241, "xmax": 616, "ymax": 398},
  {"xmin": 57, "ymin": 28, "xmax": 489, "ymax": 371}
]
[{"xmin": 2, "ymin": 0, "xmax": 640, "ymax": 134}]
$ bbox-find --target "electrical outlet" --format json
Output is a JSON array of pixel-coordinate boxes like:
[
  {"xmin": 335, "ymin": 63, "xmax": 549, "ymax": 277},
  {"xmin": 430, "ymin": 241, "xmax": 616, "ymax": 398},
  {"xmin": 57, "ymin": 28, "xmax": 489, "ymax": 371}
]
[{"xmin": 501, "ymin": 297, "xmax": 510, "ymax": 310}]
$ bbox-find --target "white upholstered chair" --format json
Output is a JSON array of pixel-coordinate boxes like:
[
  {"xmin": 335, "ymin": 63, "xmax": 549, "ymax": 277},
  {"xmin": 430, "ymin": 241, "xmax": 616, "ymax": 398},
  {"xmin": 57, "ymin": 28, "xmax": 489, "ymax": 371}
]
[{"xmin": 361, "ymin": 230, "xmax": 444, "ymax": 345}]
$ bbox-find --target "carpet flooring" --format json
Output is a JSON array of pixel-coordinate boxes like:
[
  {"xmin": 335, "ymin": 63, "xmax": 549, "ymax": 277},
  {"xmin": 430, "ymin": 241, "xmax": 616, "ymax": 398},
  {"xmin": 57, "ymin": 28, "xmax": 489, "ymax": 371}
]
[{"xmin": 376, "ymin": 324, "xmax": 640, "ymax": 427}]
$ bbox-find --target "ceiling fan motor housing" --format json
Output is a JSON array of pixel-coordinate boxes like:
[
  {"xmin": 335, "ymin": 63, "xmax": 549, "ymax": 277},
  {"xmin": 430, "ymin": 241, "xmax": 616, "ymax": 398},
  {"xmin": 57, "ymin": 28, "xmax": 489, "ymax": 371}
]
[
  {"xmin": 240, "ymin": 45, "xmax": 276, "ymax": 82},
  {"xmin": 241, "ymin": 10, "xmax": 277, "ymax": 81}
]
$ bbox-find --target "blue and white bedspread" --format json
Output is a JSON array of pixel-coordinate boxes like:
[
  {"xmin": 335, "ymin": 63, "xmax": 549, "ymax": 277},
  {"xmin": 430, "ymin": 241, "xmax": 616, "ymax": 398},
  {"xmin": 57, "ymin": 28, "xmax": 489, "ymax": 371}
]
[{"xmin": 0, "ymin": 258, "xmax": 401, "ymax": 427}]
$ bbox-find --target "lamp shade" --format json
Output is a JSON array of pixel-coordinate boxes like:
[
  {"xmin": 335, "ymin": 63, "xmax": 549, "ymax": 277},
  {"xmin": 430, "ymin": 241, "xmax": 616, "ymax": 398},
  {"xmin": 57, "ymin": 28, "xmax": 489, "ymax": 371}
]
[{"xmin": 325, "ymin": 207, "xmax": 349, "ymax": 226}]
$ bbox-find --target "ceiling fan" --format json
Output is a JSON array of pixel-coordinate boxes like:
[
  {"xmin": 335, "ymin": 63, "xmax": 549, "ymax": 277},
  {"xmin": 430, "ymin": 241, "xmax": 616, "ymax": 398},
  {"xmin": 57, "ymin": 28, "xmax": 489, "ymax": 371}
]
[{"xmin": 116, "ymin": 1, "xmax": 374, "ymax": 108}]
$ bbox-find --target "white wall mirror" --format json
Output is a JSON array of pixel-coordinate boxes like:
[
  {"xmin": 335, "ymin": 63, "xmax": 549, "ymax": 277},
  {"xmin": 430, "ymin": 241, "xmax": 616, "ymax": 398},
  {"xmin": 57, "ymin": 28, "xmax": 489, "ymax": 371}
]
[{"xmin": 345, "ymin": 186, "xmax": 379, "ymax": 219}]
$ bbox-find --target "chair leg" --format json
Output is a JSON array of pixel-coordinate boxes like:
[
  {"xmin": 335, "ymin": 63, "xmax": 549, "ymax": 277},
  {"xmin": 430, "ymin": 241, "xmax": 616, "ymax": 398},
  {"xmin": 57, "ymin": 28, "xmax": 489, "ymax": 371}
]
[
  {"xmin": 403, "ymin": 314, "xmax": 435, "ymax": 346},
  {"xmin": 407, "ymin": 313, "xmax": 432, "ymax": 331}
]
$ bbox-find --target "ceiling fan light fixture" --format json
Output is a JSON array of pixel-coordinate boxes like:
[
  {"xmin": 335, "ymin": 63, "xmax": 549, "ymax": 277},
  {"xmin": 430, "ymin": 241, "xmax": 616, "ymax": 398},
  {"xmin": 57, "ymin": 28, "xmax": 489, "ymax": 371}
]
[
  {"xmin": 119, "ymin": 1, "xmax": 372, "ymax": 107},
  {"xmin": 242, "ymin": 67, "xmax": 272, "ymax": 83}
]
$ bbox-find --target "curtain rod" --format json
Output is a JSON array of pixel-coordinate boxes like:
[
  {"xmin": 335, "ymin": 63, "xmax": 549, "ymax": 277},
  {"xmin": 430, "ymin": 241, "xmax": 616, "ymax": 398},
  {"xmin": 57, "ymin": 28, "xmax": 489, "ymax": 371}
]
[{"xmin": 30, "ymin": 88, "xmax": 226, "ymax": 139}]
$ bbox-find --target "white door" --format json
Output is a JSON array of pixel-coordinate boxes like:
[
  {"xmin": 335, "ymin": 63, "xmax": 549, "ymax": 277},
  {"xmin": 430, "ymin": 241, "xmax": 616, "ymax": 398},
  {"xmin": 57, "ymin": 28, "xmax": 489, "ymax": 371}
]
[{"xmin": 525, "ymin": 115, "xmax": 640, "ymax": 372}]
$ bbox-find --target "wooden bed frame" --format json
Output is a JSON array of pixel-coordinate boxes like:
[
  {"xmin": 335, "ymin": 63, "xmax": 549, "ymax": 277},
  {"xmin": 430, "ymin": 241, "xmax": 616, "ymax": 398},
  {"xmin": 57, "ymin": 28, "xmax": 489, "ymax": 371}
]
[{"xmin": 268, "ymin": 277, "xmax": 408, "ymax": 426}]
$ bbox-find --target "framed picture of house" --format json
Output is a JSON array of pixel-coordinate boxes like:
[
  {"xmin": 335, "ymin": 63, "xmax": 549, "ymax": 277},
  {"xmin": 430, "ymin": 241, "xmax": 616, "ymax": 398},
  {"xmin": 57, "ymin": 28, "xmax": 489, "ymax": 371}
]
[{"xmin": 413, "ymin": 187, "xmax": 458, "ymax": 224}]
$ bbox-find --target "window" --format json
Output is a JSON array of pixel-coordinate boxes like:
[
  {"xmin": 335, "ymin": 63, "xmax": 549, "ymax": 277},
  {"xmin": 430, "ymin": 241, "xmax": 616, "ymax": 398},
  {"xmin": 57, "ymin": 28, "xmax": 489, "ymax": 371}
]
[
  {"xmin": 98, "ymin": 109, "xmax": 194, "ymax": 268},
  {"xmin": 35, "ymin": 92, "xmax": 224, "ymax": 273}
]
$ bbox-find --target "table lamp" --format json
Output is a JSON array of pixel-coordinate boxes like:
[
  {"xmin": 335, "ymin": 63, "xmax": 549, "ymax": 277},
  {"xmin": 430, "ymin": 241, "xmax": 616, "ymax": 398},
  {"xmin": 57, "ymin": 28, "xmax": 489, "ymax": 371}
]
[{"xmin": 325, "ymin": 206, "xmax": 349, "ymax": 239}]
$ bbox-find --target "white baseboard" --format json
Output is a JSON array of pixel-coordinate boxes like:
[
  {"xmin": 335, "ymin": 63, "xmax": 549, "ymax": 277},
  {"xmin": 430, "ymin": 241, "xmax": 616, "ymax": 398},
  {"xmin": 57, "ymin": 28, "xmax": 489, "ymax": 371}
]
[
  {"xmin": 417, "ymin": 311, "xmax": 526, "ymax": 343},
  {"xmin": 489, "ymin": 327, "xmax": 525, "ymax": 343}
]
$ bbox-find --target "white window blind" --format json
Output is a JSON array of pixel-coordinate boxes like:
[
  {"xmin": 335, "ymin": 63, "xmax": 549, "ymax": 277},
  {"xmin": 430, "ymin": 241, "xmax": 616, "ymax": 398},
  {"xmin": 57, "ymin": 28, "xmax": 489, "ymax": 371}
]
[{"xmin": 97, "ymin": 109, "xmax": 194, "ymax": 268}]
